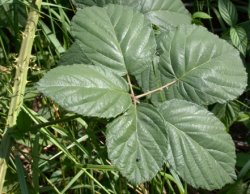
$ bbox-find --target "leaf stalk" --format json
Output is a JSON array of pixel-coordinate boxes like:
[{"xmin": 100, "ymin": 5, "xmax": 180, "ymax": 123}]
[{"xmin": 135, "ymin": 80, "xmax": 177, "ymax": 99}]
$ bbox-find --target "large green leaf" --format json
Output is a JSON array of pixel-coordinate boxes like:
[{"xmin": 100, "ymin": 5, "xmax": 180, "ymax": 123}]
[
  {"xmin": 37, "ymin": 64, "xmax": 131, "ymax": 118},
  {"xmin": 140, "ymin": 0, "xmax": 191, "ymax": 29},
  {"xmin": 106, "ymin": 104, "xmax": 168, "ymax": 184},
  {"xmin": 157, "ymin": 24, "xmax": 247, "ymax": 105},
  {"xmin": 218, "ymin": 0, "xmax": 238, "ymax": 26},
  {"xmin": 71, "ymin": 4, "xmax": 156, "ymax": 76},
  {"xmin": 72, "ymin": 0, "xmax": 191, "ymax": 28},
  {"xmin": 158, "ymin": 99, "xmax": 236, "ymax": 190}
]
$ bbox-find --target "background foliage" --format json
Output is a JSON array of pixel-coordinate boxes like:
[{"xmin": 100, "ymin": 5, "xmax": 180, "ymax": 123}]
[{"xmin": 0, "ymin": 0, "xmax": 250, "ymax": 193}]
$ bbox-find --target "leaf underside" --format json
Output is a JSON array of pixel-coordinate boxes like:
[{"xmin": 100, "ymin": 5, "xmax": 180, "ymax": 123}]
[
  {"xmin": 71, "ymin": 4, "xmax": 156, "ymax": 76},
  {"xmin": 158, "ymin": 99, "xmax": 236, "ymax": 190},
  {"xmin": 106, "ymin": 104, "xmax": 168, "ymax": 184},
  {"xmin": 37, "ymin": 64, "xmax": 132, "ymax": 118}
]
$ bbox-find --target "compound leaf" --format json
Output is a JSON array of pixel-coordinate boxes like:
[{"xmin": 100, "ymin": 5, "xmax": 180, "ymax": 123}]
[
  {"xmin": 71, "ymin": 4, "xmax": 156, "ymax": 76},
  {"xmin": 158, "ymin": 99, "xmax": 236, "ymax": 190},
  {"xmin": 37, "ymin": 64, "xmax": 131, "ymax": 118},
  {"xmin": 106, "ymin": 104, "xmax": 168, "ymax": 184},
  {"xmin": 158, "ymin": 24, "xmax": 247, "ymax": 105}
]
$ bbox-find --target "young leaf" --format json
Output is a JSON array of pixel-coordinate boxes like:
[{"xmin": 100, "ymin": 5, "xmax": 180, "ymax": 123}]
[
  {"xmin": 158, "ymin": 99, "xmax": 236, "ymax": 190},
  {"xmin": 192, "ymin": 11, "xmax": 212, "ymax": 19},
  {"xmin": 218, "ymin": 0, "xmax": 238, "ymax": 26},
  {"xmin": 157, "ymin": 24, "xmax": 247, "ymax": 105},
  {"xmin": 140, "ymin": 0, "xmax": 192, "ymax": 29},
  {"xmin": 71, "ymin": 4, "xmax": 156, "ymax": 76},
  {"xmin": 230, "ymin": 26, "xmax": 248, "ymax": 56},
  {"xmin": 37, "ymin": 64, "xmax": 132, "ymax": 118},
  {"xmin": 106, "ymin": 104, "xmax": 168, "ymax": 184}
]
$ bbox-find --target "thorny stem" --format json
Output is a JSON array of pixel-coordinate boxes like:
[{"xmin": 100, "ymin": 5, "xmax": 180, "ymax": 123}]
[
  {"xmin": 135, "ymin": 80, "xmax": 177, "ymax": 100},
  {"xmin": 0, "ymin": 0, "xmax": 42, "ymax": 192}
]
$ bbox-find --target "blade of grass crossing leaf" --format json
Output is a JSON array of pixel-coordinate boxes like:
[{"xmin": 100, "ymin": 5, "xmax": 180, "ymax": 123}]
[
  {"xmin": 169, "ymin": 168, "xmax": 185, "ymax": 194},
  {"xmin": 41, "ymin": 128, "xmax": 78, "ymax": 163},
  {"xmin": 43, "ymin": 175, "xmax": 61, "ymax": 194},
  {"xmin": 160, "ymin": 172, "xmax": 184, "ymax": 194},
  {"xmin": 39, "ymin": 20, "xmax": 65, "ymax": 54},
  {"xmin": 45, "ymin": 0, "xmax": 56, "ymax": 34},
  {"xmin": 31, "ymin": 134, "xmax": 40, "ymax": 194},
  {"xmin": 38, "ymin": 135, "xmax": 89, "ymax": 168},
  {"xmin": 238, "ymin": 159, "xmax": 250, "ymax": 179},
  {"xmin": 58, "ymin": 3, "xmax": 71, "ymax": 47},
  {"xmin": 0, "ymin": 35, "xmax": 9, "ymax": 64},
  {"xmin": 81, "ymin": 168, "xmax": 112, "ymax": 194},
  {"xmin": 61, "ymin": 170, "xmax": 84, "ymax": 193},
  {"xmin": 21, "ymin": 106, "xmax": 91, "ymax": 168},
  {"xmin": 15, "ymin": 157, "xmax": 29, "ymax": 194},
  {"xmin": 212, "ymin": 7, "xmax": 227, "ymax": 31},
  {"xmin": 21, "ymin": 106, "xmax": 78, "ymax": 163},
  {"xmin": 90, "ymin": 169, "xmax": 95, "ymax": 194},
  {"xmin": 41, "ymin": 1, "xmax": 72, "ymax": 10},
  {"xmin": 21, "ymin": 106, "xmax": 113, "ymax": 193}
]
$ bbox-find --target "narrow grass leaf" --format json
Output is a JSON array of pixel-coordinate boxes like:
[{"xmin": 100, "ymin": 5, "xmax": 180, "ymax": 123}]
[
  {"xmin": 61, "ymin": 170, "xmax": 84, "ymax": 193},
  {"xmin": 39, "ymin": 21, "xmax": 65, "ymax": 54},
  {"xmin": 15, "ymin": 157, "xmax": 29, "ymax": 194}
]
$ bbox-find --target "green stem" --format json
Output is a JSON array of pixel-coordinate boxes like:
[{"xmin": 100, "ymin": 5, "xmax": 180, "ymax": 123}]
[
  {"xmin": 135, "ymin": 80, "xmax": 177, "ymax": 99},
  {"xmin": 127, "ymin": 74, "xmax": 138, "ymax": 105},
  {"xmin": 30, "ymin": 115, "xmax": 81, "ymax": 130},
  {"xmin": 0, "ymin": 0, "xmax": 42, "ymax": 192}
]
